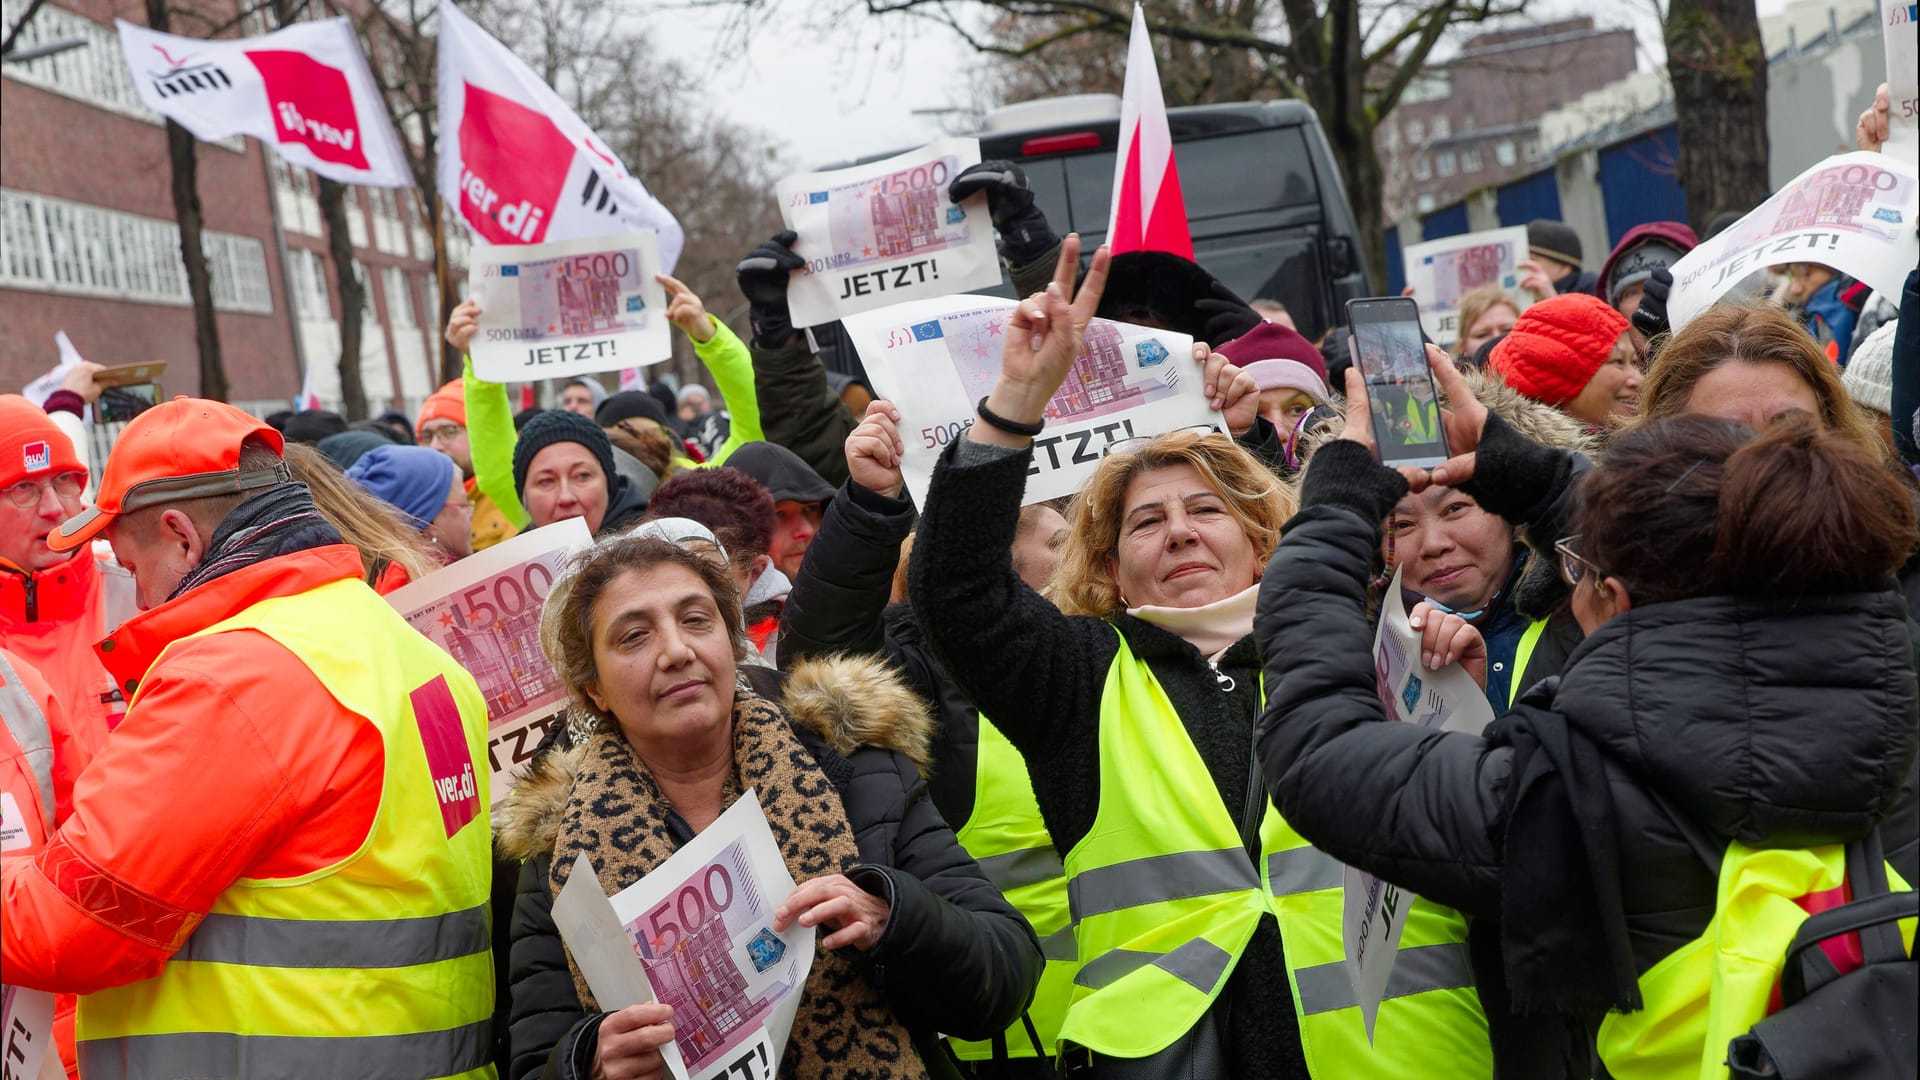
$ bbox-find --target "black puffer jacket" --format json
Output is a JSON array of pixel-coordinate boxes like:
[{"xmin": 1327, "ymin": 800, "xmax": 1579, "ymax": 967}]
[
  {"xmin": 907, "ymin": 440, "xmax": 1307, "ymax": 1078},
  {"xmin": 1256, "ymin": 441, "xmax": 1920, "ymax": 1074},
  {"xmin": 496, "ymin": 657, "xmax": 1042, "ymax": 1080}
]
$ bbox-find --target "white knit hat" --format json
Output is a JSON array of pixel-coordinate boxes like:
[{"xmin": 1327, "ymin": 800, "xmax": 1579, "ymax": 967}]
[{"xmin": 1842, "ymin": 322, "xmax": 1894, "ymax": 416}]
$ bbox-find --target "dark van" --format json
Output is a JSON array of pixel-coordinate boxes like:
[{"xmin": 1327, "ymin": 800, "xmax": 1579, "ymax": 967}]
[{"xmin": 810, "ymin": 93, "xmax": 1370, "ymax": 378}]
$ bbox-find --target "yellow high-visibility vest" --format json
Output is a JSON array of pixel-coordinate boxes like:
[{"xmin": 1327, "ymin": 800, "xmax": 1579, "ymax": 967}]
[
  {"xmin": 949, "ymin": 714, "xmax": 1075, "ymax": 1061},
  {"xmin": 1056, "ymin": 632, "xmax": 1492, "ymax": 1074},
  {"xmin": 77, "ymin": 577, "xmax": 497, "ymax": 1080},
  {"xmin": 1596, "ymin": 842, "xmax": 1914, "ymax": 1080}
]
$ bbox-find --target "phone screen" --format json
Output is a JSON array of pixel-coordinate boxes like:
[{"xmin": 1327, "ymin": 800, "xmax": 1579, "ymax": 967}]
[{"xmin": 1346, "ymin": 297, "xmax": 1449, "ymax": 469}]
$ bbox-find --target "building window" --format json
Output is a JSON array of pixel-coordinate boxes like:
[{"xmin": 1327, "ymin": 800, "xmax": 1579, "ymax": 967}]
[
  {"xmin": 0, "ymin": 188, "xmax": 271, "ymax": 313},
  {"xmin": 1412, "ymin": 156, "xmax": 1432, "ymax": 182},
  {"xmin": 384, "ymin": 267, "xmax": 416, "ymax": 327},
  {"xmin": 1522, "ymin": 135, "xmax": 1543, "ymax": 161},
  {"xmin": 1431, "ymin": 116, "xmax": 1450, "ymax": 140},
  {"xmin": 288, "ymin": 248, "xmax": 332, "ymax": 320},
  {"xmin": 1436, "ymin": 152, "xmax": 1457, "ymax": 177},
  {"xmin": 1495, "ymin": 140, "xmax": 1518, "ymax": 167},
  {"xmin": 1462, "ymin": 148, "xmax": 1484, "ymax": 173},
  {"xmin": 1407, "ymin": 120, "xmax": 1425, "ymax": 144},
  {"xmin": 1416, "ymin": 194, "xmax": 1437, "ymax": 213}
]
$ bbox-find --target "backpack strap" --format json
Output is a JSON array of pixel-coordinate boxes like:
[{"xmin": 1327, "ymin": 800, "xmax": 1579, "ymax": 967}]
[{"xmin": 1777, "ymin": 828, "xmax": 1916, "ymax": 1005}]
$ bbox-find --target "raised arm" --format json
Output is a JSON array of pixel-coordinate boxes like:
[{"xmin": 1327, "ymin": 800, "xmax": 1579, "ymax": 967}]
[
  {"xmin": 736, "ymin": 232, "xmax": 859, "ymax": 485},
  {"xmin": 447, "ymin": 299, "xmax": 530, "ymax": 526}
]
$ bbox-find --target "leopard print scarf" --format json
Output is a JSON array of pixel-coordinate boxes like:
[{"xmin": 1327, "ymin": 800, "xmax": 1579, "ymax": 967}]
[{"xmin": 548, "ymin": 689, "xmax": 928, "ymax": 1080}]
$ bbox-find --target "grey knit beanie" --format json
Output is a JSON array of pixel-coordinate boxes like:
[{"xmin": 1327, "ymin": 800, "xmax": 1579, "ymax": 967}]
[{"xmin": 1842, "ymin": 322, "xmax": 1894, "ymax": 416}]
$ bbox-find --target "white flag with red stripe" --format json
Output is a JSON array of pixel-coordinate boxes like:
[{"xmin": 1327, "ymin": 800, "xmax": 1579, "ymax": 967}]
[
  {"xmin": 435, "ymin": 0, "xmax": 682, "ymax": 270},
  {"xmin": 115, "ymin": 18, "xmax": 412, "ymax": 187},
  {"xmin": 294, "ymin": 359, "xmax": 323, "ymax": 412},
  {"xmin": 1106, "ymin": 4, "xmax": 1193, "ymax": 259}
]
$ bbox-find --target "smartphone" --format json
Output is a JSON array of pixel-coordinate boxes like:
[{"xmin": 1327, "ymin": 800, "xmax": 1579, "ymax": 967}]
[
  {"xmin": 93, "ymin": 361, "xmax": 167, "ymax": 389},
  {"xmin": 1346, "ymin": 297, "xmax": 1449, "ymax": 470}
]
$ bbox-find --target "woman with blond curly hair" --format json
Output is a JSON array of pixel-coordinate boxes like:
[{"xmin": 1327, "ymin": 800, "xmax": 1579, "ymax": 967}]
[{"xmin": 907, "ymin": 237, "xmax": 1495, "ymax": 1079}]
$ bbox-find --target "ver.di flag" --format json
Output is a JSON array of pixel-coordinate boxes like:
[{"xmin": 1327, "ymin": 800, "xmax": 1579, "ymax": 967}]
[
  {"xmin": 115, "ymin": 17, "xmax": 412, "ymax": 187},
  {"xmin": 1106, "ymin": 3, "xmax": 1193, "ymax": 259},
  {"xmin": 435, "ymin": 0, "xmax": 683, "ymax": 271}
]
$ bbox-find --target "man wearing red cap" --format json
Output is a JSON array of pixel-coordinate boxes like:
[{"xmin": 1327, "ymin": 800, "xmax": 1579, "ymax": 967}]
[
  {"xmin": 2, "ymin": 398, "xmax": 496, "ymax": 1078},
  {"xmin": 0, "ymin": 395, "xmax": 137, "ymax": 778}
]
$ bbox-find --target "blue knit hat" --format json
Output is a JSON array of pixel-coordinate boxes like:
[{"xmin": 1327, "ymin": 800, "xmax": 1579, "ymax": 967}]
[{"xmin": 347, "ymin": 444, "xmax": 457, "ymax": 531}]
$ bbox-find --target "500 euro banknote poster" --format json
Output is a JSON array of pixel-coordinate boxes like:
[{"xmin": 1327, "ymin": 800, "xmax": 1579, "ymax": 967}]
[
  {"xmin": 385, "ymin": 517, "xmax": 592, "ymax": 803},
  {"xmin": 1344, "ymin": 567, "xmax": 1494, "ymax": 1042},
  {"xmin": 468, "ymin": 230, "xmax": 671, "ymax": 382},
  {"xmin": 841, "ymin": 294, "xmax": 1212, "ymax": 508},
  {"xmin": 777, "ymin": 138, "xmax": 1001, "ymax": 327},
  {"xmin": 1668, "ymin": 152, "xmax": 1919, "ymax": 329},
  {"xmin": 551, "ymin": 791, "xmax": 813, "ymax": 1080},
  {"xmin": 2, "ymin": 983, "xmax": 57, "ymax": 1080},
  {"xmin": 1401, "ymin": 226, "xmax": 1531, "ymax": 346}
]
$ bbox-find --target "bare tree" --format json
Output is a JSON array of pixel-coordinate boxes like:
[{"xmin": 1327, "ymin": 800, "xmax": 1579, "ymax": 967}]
[
  {"xmin": 1663, "ymin": 0, "xmax": 1768, "ymax": 233},
  {"xmin": 143, "ymin": 0, "xmax": 228, "ymax": 401},
  {"xmin": 851, "ymin": 0, "xmax": 1527, "ymax": 291}
]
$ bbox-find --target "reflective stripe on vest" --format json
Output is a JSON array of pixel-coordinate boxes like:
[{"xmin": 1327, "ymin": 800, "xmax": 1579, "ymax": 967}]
[
  {"xmin": 0, "ymin": 651, "xmax": 56, "ymax": 835},
  {"xmin": 1595, "ymin": 843, "xmax": 1915, "ymax": 1080},
  {"xmin": 1059, "ymin": 630, "xmax": 1493, "ymax": 1074},
  {"xmin": 77, "ymin": 577, "xmax": 495, "ymax": 1080},
  {"xmin": 950, "ymin": 715, "xmax": 1076, "ymax": 1062},
  {"xmin": 1508, "ymin": 618, "xmax": 1550, "ymax": 709}
]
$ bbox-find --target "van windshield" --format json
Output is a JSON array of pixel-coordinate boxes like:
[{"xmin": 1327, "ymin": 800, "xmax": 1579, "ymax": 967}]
[{"xmin": 1019, "ymin": 125, "xmax": 1318, "ymax": 237}]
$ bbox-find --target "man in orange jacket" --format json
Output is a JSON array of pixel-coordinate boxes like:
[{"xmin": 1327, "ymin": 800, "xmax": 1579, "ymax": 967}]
[
  {"xmin": 0, "ymin": 395, "xmax": 137, "ymax": 775},
  {"xmin": 2, "ymin": 646, "xmax": 89, "ymax": 1078},
  {"xmin": 1, "ymin": 398, "xmax": 496, "ymax": 1078}
]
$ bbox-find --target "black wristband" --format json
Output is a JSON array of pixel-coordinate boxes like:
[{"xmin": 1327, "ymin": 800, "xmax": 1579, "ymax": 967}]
[{"xmin": 975, "ymin": 396, "xmax": 1045, "ymax": 437}]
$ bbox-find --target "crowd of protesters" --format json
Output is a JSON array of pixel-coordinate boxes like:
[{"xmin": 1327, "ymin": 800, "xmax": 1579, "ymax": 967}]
[{"xmin": 1, "ymin": 82, "xmax": 1914, "ymax": 1080}]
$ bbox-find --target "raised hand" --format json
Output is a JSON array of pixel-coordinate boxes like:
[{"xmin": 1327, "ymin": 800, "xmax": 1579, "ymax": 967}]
[
  {"xmin": 1857, "ymin": 82, "xmax": 1891, "ymax": 153},
  {"xmin": 735, "ymin": 230, "xmax": 807, "ymax": 343},
  {"xmin": 1630, "ymin": 267, "xmax": 1674, "ymax": 343},
  {"xmin": 446, "ymin": 298, "xmax": 482, "ymax": 354},
  {"xmin": 1194, "ymin": 342, "xmax": 1259, "ymax": 437},
  {"xmin": 970, "ymin": 233, "xmax": 1111, "ymax": 448},
  {"xmin": 656, "ymin": 273, "xmax": 715, "ymax": 343},
  {"xmin": 1516, "ymin": 259, "xmax": 1557, "ymax": 301},
  {"xmin": 948, "ymin": 160, "xmax": 1055, "ymax": 256},
  {"xmin": 1424, "ymin": 345, "xmax": 1490, "ymax": 490},
  {"xmin": 846, "ymin": 399, "xmax": 906, "ymax": 497}
]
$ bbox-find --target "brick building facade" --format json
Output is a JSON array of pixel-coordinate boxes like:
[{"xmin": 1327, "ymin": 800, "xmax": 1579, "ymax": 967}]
[{"xmin": 1, "ymin": 0, "xmax": 462, "ymax": 416}]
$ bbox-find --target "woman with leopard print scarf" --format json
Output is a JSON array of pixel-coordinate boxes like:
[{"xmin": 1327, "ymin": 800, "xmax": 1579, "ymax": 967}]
[{"xmin": 498, "ymin": 536, "xmax": 1043, "ymax": 1080}]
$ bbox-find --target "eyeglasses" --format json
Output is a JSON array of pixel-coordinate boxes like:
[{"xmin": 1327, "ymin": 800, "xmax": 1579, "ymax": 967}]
[
  {"xmin": 419, "ymin": 423, "xmax": 466, "ymax": 447},
  {"xmin": 1101, "ymin": 424, "xmax": 1223, "ymax": 458},
  {"xmin": 6, "ymin": 471, "xmax": 85, "ymax": 508},
  {"xmin": 1554, "ymin": 535, "xmax": 1606, "ymax": 588}
]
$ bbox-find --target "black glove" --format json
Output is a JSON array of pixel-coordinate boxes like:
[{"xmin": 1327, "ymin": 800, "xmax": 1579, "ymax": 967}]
[
  {"xmin": 949, "ymin": 160, "xmax": 1057, "ymax": 264},
  {"xmin": 735, "ymin": 230, "xmax": 807, "ymax": 344},
  {"xmin": 1631, "ymin": 266, "xmax": 1673, "ymax": 343}
]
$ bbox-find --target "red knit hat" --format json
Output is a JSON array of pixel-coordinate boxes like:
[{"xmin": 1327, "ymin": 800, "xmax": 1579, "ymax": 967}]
[
  {"xmin": 0, "ymin": 394, "xmax": 84, "ymax": 490},
  {"xmin": 416, "ymin": 379, "xmax": 466, "ymax": 435},
  {"xmin": 1488, "ymin": 293, "xmax": 1629, "ymax": 406}
]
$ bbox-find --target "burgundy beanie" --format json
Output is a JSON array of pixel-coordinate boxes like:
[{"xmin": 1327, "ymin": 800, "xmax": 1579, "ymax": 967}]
[
  {"xmin": 1488, "ymin": 293, "xmax": 1629, "ymax": 406},
  {"xmin": 1215, "ymin": 322, "xmax": 1327, "ymax": 381}
]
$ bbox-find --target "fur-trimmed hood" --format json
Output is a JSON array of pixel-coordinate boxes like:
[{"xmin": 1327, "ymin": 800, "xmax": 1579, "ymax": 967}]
[{"xmin": 494, "ymin": 654, "xmax": 934, "ymax": 861}]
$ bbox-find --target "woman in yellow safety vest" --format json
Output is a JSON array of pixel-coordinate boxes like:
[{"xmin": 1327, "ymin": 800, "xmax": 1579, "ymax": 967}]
[
  {"xmin": 1256, "ymin": 347, "xmax": 1920, "ymax": 1078},
  {"xmin": 909, "ymin": 236, "xmax": 1494, "ymax": 1077}
]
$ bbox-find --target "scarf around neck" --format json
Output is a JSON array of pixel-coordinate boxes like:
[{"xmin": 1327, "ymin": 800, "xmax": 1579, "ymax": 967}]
[
  {"xmin": 1127, "ymin": 581, "xmax": 1260, "ymax": 661},
  {"xmin": 548, "ymin": 690, "xmax": 927, "ymax": 1080},
  {"xmin": 168, "ymin": 482, "xmax": 341, "ymax": 601}
]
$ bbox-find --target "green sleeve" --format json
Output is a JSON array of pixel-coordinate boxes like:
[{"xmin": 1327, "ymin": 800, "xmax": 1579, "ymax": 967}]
[
  {"xmin": 462, "ymin": 356, "xmax": 530, "ymax": 525},
  {"xmin": 692, "ymin": 317, "xmax": 763, "ymax": 467}
]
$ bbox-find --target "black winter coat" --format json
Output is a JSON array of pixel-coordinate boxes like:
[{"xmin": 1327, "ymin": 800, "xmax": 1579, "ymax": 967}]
[
  {"xmin": 780, "ymin": 479, "xmax": 984, "ymax": 827},
  {"xmin": 907, "ymin": 439, "xmax": 1308, "ymax": 1079},
  {"xmin": 1256, "ymin": 443, "xmax": 1920, "ymax": 1075},
  {"xmin": 747, "ymin": 332, "xmax": 858, "ymax": 488},
  {"xmin": 495, "ymin": 659, "xmax": 1043, "ymax": 1080}
]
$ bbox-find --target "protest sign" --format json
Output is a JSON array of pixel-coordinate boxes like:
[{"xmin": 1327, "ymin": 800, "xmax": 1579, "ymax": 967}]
[
  {"xmin": 2, "ymin": 983, "xmax": 56, "ymax": 1080},
  {"xmin": 467, "ymin": 231, "xmax": 670, "ymax": 381},
  {"xmin": 1668, "ymin": 152, "xmax": 1919, "ymax": 329},
  {"xmin": 553, "ymin": 791, "xmax": 812, "ymax": 1080},
  {"xmin": 776, "ymin": 138, "xmax": 1000, "ymax": 328},
  {"xmin": 1401, "ymin": 226, "xmax": 1531, "ymax": 346},
  {"xmin": 841, "ymin": 294, "xmax": 1211, "ymax": 507},
  {"xmin": 115, "ymin": 18, "xmax": 411, "ymax": 187},
  {"xmin": 385, "ymin": 517, "xmax": 592, "ymax": 802},
  {"xmin": 436, "ymin": 0, "xmax": 682, "ymax": 268},
  {"xmin": 1884, "ymin": 0, "xmax": 1918, "ymax": 160},
  {"xmin": 1343, "ymin": 567, "xmax": 1493, "ymax": 1040}
]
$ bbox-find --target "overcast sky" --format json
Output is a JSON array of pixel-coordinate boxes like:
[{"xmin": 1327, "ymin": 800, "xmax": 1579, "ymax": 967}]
[{"xmin": 644, "ymin": 0, "xmax": 1802, "ymax": 172}]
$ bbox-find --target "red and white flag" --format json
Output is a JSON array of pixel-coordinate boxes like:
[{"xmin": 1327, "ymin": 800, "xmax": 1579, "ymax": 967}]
[
  {"xmin": 1106, "ymin": 3, "xmax": 1193, "ymax": 259},
  {"xmin": 435, "ymin": 0, "xmax": 683, "ymax": 270},
  {"xmin": 294, "ymin": 359, "xmax": 323, "ymax": 412},
  {"xmin": 116, "ymin": 18, "xmax": 412, "ymax": 187}
]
